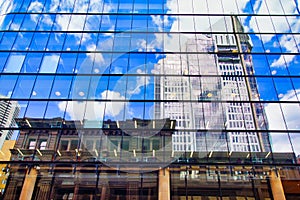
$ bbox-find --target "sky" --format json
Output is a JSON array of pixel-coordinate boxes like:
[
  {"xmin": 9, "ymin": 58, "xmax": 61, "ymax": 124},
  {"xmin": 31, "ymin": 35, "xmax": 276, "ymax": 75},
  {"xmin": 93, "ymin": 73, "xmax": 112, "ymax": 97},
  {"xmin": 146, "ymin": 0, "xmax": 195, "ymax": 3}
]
[{"xmin": 0, "ymin": 0, "xmax": 300, "ymax": 154}]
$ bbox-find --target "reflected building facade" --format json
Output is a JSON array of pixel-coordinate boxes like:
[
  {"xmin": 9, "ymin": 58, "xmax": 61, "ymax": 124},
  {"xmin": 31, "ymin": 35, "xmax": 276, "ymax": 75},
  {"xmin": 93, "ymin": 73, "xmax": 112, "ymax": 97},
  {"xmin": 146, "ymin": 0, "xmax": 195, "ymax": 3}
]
[
  {"xmin": 0, "ymin": 0, "xmax": 299, "ymax": 199},
  {"xmin": 0, "ymin": 96, "xmax": 20, "ymax": 149}
]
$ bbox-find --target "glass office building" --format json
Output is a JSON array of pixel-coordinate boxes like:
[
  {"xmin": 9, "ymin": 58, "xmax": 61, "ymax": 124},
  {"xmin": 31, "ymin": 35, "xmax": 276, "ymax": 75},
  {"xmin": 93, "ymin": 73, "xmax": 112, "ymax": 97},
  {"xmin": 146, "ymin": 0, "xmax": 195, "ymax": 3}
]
[{"xmin": 0, "ymin": 0, "xmax": 299, "ymax": 199}]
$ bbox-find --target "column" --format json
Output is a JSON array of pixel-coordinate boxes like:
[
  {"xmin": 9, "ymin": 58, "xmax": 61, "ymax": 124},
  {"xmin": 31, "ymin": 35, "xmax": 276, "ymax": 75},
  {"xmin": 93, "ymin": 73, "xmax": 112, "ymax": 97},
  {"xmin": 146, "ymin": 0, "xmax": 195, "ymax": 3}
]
[
  {"xmin": 100, "ymin": 186, "xmax": 106, "ymax": 200},
  {"xmin": 269, "ymin": 170, "xmax": 286, "ymax": 200},
  {"xmin": 158, "ymin": 168, "xmax": 170, "ymax": 200},
  {"xmin": 19, "ymin": 168, "xmax": 38, "ymax": 200}
]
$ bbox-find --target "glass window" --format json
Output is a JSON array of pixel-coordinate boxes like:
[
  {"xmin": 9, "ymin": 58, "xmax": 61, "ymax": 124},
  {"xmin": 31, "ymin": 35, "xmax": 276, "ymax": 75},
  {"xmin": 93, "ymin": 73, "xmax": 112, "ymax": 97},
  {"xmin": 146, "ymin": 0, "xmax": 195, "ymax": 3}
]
[
  {"xmin": 70, "ymin": 140, "xmax": 78, "ymax": 150},
  {"xmin": 11, "ymin": 75, "xmax": 36, "ymax": 99},
  {"xmin": 3, "ymin": 54, "xmax": 25, "ymax": 73},
  {"xmin": 30, "ymin": 32, "xmax": 49, "ymax": 51},
  {"xmin": 36, "ymin": 14, "xmax": 55, "ymax": 31},
  {"xmin": 20, "ymin": 14, "xmax": 39, "ymax": 30},
  {"xmin": 134, "ymin": 0, "xmax": 148, "ymax": 14},
  {"xmin": 0, "ymin": 53, "xmax": 9, "ymax": 73},
  {"xmin": 39, "ymin": 140, "xmax": 47, "ymax": 150},
  {"xmin": 52, "ymin": 14, "xmax": 71, "ymax": 31},
  {"xmin": 40, "ymin": 53, "xmax": 60, "ymax": 73},
  {"xmin": 12, "ymin": 32, "xmax": 33, "ymax": 50},
  {"xmin": 60, "ymin": 140, "xmax": 69, "ymax": 151},
  {"xmin": 63, "ymin": 33, "xmax": 82, "ymax": 51},
  {"xmin": 88, "ymin": 1, "xmax": 103, "ymax": 13},
  {"xmin": 50, "ymin": 76, "xmax": 73, "ymax": 99},
  {"xmin": 69, "ymin": 76, "xmax": 90, "ymax": 99},
  {"xmin": 149, "ymin": 1, "xmax": 163, "ymax": 14},
  {"xmin": 84, "ymin": 15, "xmax": 101, "ymax": 31},
  {"xmin": 68, "ymin": 15, "xmax": 86, "ymax": 31},
  {"xmin": 44, "ymin": 101, "xmax": 66, "ymax": 119},
  {"xmin": 0, "ymin": 32, "xmax": 17, "ymax": 50},
  {"xmin": 21, "ymin": 53, "xmax": 43, "ymax": 73},
  {"xmin": 0, "ymin": 75, "xmax": 18, "ymax": 97},
  {"xmin": 116, "ymin": 15, "xmax": 132, "ymax": 31},
  {"xmin": 46, "ymin": 32, "xmax": 66, "ymax": 51},
  {"xmin": 24, "ymin": 101, "xmax": 47, "ymax": 118},
  {"xmin": 28, "ymin": 139, "xmax": 36, "ymax": 149},
  {"xmin": 56, "ymin": 53, "xmax": 77, "ymax": 73},
  {"xmin": 9, "ymin": 14, "xmax": 25, "ymax": 30},
  {"xmin": 0, "ymin": 14, "xmax": 14, "ymax": 30},
  {"xmin": 31, "ymin": 75, "xmax": 54, "ymax": 98},
  {"xmin": 88, "ymin": 76, "xmax": 109, "ymax": 99}
]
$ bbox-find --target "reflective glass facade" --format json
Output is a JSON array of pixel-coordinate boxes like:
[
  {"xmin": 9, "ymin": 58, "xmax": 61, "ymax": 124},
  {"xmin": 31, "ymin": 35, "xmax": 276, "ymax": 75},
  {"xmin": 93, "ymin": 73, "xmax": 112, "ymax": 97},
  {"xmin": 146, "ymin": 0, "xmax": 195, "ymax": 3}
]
[{"xmin": 0, "ymin": 0, "xmax": 300, "ymax": 199}]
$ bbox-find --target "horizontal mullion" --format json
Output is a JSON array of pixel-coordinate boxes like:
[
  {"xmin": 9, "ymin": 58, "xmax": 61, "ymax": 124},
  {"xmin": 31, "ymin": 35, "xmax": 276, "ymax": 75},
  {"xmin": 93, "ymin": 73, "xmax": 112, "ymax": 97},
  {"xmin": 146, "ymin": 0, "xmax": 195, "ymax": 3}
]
[
  {"xmin": 5, "ymin": 12, "xmax": 300, "ymax": 17},
  {"xmin": 2, "ymin": 73, "xmax": 300, "ymax": 78},
  {"xmin": 0, "ymin": 50, "xmax": 299, "ymax": 55},
  {"xmin": 0, "ymin": 127, "xmax": 299, "ymax": 133},
  {"xmin": 0, "ymin": 98, "xmax": 299, "ymax": 104},
  {"xmin": 2, "ymin": 30, "xmax": 300, "ymax": 35}
]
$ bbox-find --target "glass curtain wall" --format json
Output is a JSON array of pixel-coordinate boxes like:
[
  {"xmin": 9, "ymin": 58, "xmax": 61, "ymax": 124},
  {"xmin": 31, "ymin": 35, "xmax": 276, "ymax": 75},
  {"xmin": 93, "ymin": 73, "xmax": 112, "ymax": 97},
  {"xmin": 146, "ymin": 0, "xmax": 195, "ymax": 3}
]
[{"xmin": 0, "ymin": 0, "xmax": 300, "ymax": 199}]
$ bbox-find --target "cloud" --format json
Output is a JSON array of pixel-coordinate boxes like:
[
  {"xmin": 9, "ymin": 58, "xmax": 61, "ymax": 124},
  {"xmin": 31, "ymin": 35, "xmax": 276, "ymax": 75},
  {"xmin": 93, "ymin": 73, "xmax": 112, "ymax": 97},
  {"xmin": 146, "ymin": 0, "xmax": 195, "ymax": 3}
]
[
  {"xmin": 271, "ymin": 54, "xmax": 296, "ymax": 67},
  {"xmin": 128, "ymin": 69, "xmax": 150, "ymax": 95},
  {"xmin": 58, "ymin": 90, "xmax": 126, "ymax": 120},
  {"xmin": 265, "ymin": 89, "xmax": 300, "ymax": 154},
  {"xmin": 28, "ymin": 1, "xmax": 44, "ymax": 12},
  {"xmin": 246, "ymin": 0, "xmax": 300, "ymax": 67}
]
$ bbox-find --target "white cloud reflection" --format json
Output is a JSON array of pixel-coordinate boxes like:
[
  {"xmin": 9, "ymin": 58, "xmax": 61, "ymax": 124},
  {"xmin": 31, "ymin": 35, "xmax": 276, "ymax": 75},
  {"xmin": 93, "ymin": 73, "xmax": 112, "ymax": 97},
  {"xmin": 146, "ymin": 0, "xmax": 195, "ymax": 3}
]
[
  {"xmin": 265, "ymin": 89, "xmax": 300, "ymax": 155},
  {"xmin": 58, "ymin": 90, "xmax": 126, "ymax": 120}
]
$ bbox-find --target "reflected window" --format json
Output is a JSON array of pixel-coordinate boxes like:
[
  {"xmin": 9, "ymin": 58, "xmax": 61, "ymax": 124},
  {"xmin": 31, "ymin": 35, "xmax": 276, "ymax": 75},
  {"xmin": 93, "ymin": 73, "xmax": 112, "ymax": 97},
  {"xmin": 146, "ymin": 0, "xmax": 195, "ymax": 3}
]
[
  {"xmin": 60, "ymin": 140, "xmax": 69, "ymax": 151},
  {"xmin": 59, "ymin": 139, "xmax": 79, "ymax": 151},
  {"xmin": 39, "ymin": 140, "xmax": 47, "ymax": 150},
  {"xmin": 28, "ymin": 139, "xmax": 36, "ymax": 149}
]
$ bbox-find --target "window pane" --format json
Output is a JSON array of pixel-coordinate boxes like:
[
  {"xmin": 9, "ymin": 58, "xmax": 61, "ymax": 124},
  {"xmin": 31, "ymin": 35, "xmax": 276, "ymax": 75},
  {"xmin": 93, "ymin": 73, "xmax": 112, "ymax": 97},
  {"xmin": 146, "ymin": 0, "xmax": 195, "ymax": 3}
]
[
  {"xmin": 50, "ymin": 76, "xmax": 73, "ymax": 99},
  {"xmin": 11, "ymin": 75, "xmax": 36, "ymax": 99},
  {"xmin": 21, "ymin": 53, "xmax": 43, "ymax": 73},
  {"xmin": 3, "ymin": 54, "xmax": 25, "ymax": 73},
  {"xmin": 40, "ymin": 54, "xmax": 60, "ymax": 73},
  {"xmin": 31, "ymin": 75, "xmax": 54, "ymax": 99},
  {"xmin": 0, "ymin": 75, "xmax": 18, "ymax": 97}
]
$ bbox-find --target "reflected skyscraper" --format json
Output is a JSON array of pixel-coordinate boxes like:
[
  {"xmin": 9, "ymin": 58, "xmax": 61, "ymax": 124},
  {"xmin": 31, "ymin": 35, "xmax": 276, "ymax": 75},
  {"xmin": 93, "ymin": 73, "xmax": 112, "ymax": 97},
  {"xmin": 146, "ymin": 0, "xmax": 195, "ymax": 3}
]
[
  {"xmin": 155, "ymin": 17, "xmax": 270, "ymax": 153},
  {"xmin": 0, "ymin": 96, "xmax": 19, "ymax": 149}
]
